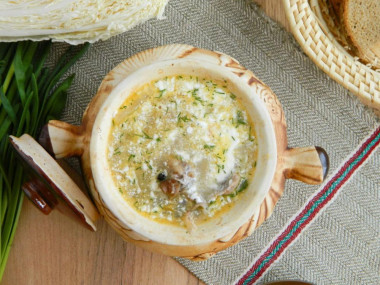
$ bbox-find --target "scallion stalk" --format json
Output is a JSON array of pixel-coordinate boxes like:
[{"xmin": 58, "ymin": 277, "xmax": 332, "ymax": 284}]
[{"xmin": 0, "ymin": 41, "xmax": 89, "ymax": 280}]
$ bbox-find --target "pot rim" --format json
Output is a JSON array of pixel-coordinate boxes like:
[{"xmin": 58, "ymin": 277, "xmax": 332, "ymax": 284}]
[{"xmin": 90, "ymin": 55, "xmax": 277, "ymax": 246}]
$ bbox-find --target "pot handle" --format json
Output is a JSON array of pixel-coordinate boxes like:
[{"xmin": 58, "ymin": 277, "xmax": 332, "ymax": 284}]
[
  {"xmin": 283, "ymin": 146, "xmax": 329, "ymax": 184},
  {"xmin": 39, "ymin": 120, "xmax": 84, "ymax": 158}
]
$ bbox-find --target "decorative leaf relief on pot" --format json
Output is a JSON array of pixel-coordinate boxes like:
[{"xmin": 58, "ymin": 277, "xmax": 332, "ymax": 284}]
[
  {"xmin": 247, "ymin": 208, "xmax": 260, "ymax": 236},
  {"xmin": 217, "ymin": 53, "xmax": 240, "ymax": 68},
  {"xmin": 217, "ymin": 53, "xmax": 254, "ymax": 81},
  {"xmin": 115, "ymin": 44, "xmax": 194, "ymax": 76},
  {"xmin": 216, "ymin": 216, "xmax": 255, "ymax": 246},
  {"xmin": 255, "ymin": 187, "xmax": 281, "ymax": 228},
  {"xmin": 218, "ymin": 230, "xmax": 238, "ymax": 243},
  {"xmin": 89, "ymin": 178, "xmax": 151, "ymax": 242},
  {"xmin": 218, "ymin": 210, "xmax": 259, "ymax": 243},
  {"xmin": 252, "ymin": 83, "xmax": 283, "ymax": 120},
  {"xmin": 185, "ymin": 252, "xmax": 216, "ymax": 261},
  {"xmin": 96, "ymin": 196, "xmax": 151, "ymax": 242}
]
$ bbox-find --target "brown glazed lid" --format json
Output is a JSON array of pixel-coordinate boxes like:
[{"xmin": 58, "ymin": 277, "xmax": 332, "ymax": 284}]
[{"xmin": 10, "ymin": 134, "xmax": 99, "ymax": 231}]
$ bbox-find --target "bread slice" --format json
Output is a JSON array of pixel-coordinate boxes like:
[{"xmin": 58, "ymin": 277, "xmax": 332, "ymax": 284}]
[
  {"xmin": 323, "ymin": 0, "xmax": 353, "ymax": 50},
  {"xmin": 329, "ymin": 0, "xmax": 343, "ymax": 17},
  {"xmin": 343, "ymin": 0, "xmax": 380, "ymax": 68}
]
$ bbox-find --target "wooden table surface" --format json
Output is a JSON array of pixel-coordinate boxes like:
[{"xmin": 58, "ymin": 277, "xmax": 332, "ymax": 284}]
[{"xmin": 2, "ymin": 1, "xmax": 289, "ymax": 284}]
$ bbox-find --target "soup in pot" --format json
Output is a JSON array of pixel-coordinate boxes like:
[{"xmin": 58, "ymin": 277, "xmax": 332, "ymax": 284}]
[{"xmin": 108, "ymin": 75, "xmax": 257, "ymax": 229}]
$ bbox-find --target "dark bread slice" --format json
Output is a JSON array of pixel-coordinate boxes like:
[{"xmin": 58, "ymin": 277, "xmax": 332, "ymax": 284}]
[
  {"xmin": 329, "ymin": 0, "xmax": 343, "ymax": 16},
  {"xmin": 319, "ymin": 0, "xmax": 358, "ymax": 56},
  {"xmin": 343, "ymin": 0, "xmax": 380, "ymax": 68}
]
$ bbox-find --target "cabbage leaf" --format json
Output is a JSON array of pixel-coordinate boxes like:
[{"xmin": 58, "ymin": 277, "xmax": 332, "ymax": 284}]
[{"xmin": 0, "ymin": 0, "xmax": 169, "ymax": 44}]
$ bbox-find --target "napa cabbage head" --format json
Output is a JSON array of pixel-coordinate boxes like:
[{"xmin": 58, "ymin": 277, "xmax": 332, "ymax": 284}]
[{"xmin": 0, "ymin": 0, "xmax": 169, "ymax": 44}]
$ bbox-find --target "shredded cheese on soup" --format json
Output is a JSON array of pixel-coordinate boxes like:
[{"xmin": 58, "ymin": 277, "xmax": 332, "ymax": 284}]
[{"xmin": 108, "ymin": 76, "xmax": 257, "ymax": 228}]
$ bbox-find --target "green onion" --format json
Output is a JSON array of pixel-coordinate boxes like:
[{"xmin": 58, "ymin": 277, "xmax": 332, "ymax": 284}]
[{"xmin": 0, "ymin": 41, "xmax": 89, "ymax": 281}]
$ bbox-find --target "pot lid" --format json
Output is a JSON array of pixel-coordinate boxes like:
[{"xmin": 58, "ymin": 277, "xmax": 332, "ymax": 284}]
[{"xmin": 10, "ymin": 134, "xmax": 99, "ymax": 231}]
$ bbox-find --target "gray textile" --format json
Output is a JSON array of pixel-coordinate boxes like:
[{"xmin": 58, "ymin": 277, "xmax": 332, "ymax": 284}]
[{"xmin": 53, "ymin": 0, "xmax": 380, "ymax": 284}]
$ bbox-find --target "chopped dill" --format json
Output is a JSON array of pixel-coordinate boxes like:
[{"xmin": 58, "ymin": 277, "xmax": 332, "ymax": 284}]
[
  {"xmin": 142, "ymin": 131, "xmax": 153, "ymax": 139},
  {"xmin": 145, "ymin": 161, "xmax": 153, "ymax": 170},
  {"xmin": 128, "ymin": 154, "xmax": 135, "ymax": 161},
  {"xmin": 192, "ymin": 88, "xmax": 204, "ymax": 103},
  {"xmin": 177, "ymin": 112, "xmax": 191, "ymax": 123},
  {"xmin": 204, "ymin": 144, "xmax": 215, "ymax": 150},
  {"xmin": 236, "ymin": 110, "xmax": 247, "ymax": 126},
  {"xmin": 156, "ymin": 89, "xmax": 166, "ymax": 98}
]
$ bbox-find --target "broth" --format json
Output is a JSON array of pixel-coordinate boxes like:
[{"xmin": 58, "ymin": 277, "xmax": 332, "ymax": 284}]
[{"xmin": 108, "ymin": 75, "xmax": 257, "ymax": 228}]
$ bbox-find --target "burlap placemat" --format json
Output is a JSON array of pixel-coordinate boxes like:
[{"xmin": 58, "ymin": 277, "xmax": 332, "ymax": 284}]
[{"xmin": 51, "ymin": 0, "xmax": 379, "ymax": 284}]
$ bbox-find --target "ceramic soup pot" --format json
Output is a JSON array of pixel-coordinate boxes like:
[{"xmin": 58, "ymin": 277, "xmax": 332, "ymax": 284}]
[{"xmin": 10, "ymin": 45, "xmax": 328, "ymax": 260}]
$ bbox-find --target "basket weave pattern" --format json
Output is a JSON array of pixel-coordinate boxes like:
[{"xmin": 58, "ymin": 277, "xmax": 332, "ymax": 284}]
[{"xmin": 283, "ymin": 0, "xmax": 380, "ymax": 113}]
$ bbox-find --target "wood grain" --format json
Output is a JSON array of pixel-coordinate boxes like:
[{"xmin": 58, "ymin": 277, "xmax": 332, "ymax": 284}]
[
  {"xmin": 2, "ymin": 2, "xmax": 289, "ymax": 284},
  {"xmin": 254, "ymin": 0, "xmax": 290, "ymax": 30},
  {"xmin": 3, "ymin": 202, "xmax": 201, "ymax": 285}
]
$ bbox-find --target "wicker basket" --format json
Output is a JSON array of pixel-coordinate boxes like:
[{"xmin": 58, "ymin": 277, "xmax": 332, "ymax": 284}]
[{"xmin": 283, "ymin": 0, "xmax": 380, "ymax": 114}]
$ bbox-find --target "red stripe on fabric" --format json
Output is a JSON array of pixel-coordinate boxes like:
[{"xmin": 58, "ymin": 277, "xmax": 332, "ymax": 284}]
[
  {"xmin": 237, "ymin": 127, "xmax": 380, "ymax": 285},
  {"xmin": 249, "ymin": 136, "xmax": 379, "ymax": 284},
  {"xmin": 249, "ymin": 133, "xmax": 380, "ymax": 283}
]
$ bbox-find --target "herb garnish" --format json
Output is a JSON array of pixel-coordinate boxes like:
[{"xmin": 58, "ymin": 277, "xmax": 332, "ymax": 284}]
[
  {"xmin": 236, "ymin": 110, "xmax": 246, "ymax": 126},
  {"xmin": 228, "ymin": 178, "xmax": 249, "ymax": 198},
  {"xmin": 128, "ymin": 154, "xmax": 135, "ymax": 161},
  {"xmin": 145, "ymin": 161, "xmax": 153, "ymax": 170},
  {"xmin": 156, "ymin": 89, "xmax": 166, "ymax": 98},
  {"xmin": 177, "ymin": 112, "xmax": 191, "ymax": 123},
  {"xmin": 192, "ymin": 88, "xmax": 204, "ymax": 103},
  {"xmin": 204, "ymin": 144, "xmax": 215, "ymax": 150},
  {"xmin": 134, "ymin": 131, "xmax": 153, "ymax": 139}
]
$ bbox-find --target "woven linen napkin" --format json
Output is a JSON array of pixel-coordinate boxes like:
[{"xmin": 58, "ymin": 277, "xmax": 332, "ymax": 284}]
[{"xmin": 51, "ymin": 0, "xmax": 379, "ymax": 284}]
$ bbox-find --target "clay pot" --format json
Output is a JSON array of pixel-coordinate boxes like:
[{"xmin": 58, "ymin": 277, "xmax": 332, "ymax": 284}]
[{"xmin": 10, "ymin": 45, "xmax": 328, "ymax": 260}]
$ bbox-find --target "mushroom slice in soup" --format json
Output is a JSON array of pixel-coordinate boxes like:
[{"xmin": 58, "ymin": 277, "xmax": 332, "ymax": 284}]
[{"xmin": 218, "ymin": 173, "xmax": 241, "ymax": 196}]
